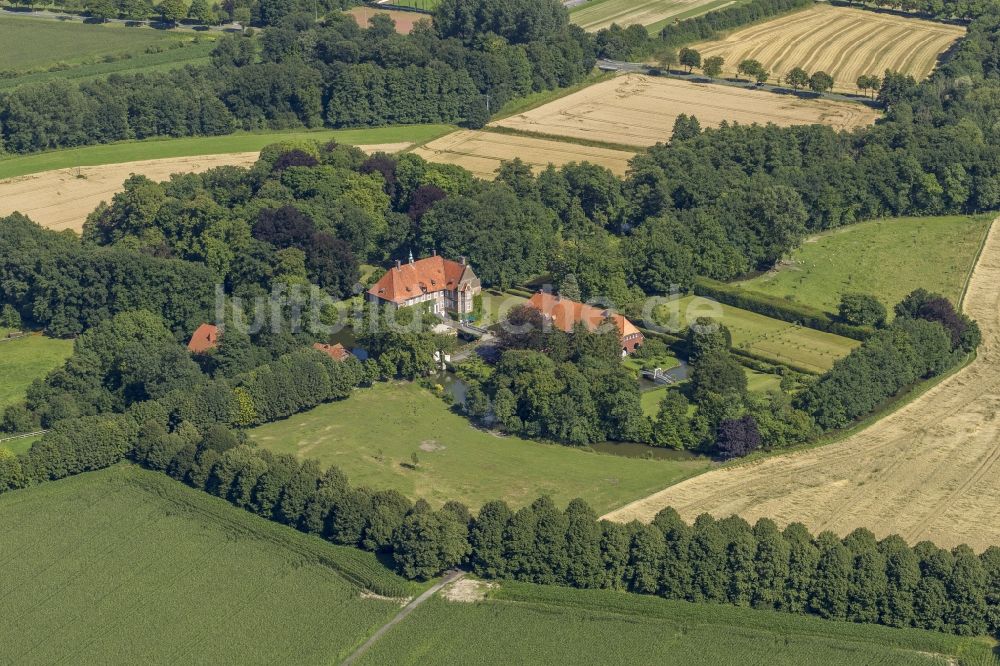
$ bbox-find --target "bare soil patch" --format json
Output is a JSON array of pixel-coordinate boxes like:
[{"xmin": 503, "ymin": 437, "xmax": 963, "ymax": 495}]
[
  {"xmin": 604, "ymin": 218, "xmax": 1000, "ymax": 551},
  {"xmin": 419, "ymin": 440, "xmax": 445, "ymax": 452},
  {"xmin": 0, "ymin": 144, "xmax": 411, "ymax": 233},
  {"xmin": 491, "ymin": 74, "xmax": 879, "ymax": 147},
  {"xmin": 345, "ymin": 7, "xmax": 428, "ymax": 34},
  {"xmin": 411, "ymin": 130, "xmax": 635, "ymax": 178},
  {"xmin": 441, "ymin": 578, "xmax": 495, "ymax": 603},
  {"xmin": 693, "ymin": 5, "xmax": 964, "ymax": 94}
]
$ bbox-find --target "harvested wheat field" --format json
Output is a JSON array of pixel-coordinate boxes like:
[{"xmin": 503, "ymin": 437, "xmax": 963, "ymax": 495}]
[
  {"xmin": 411, "ymin": 130, "xmax": 636, "ymax": 178},
  {"xmin": 571, "ymin": 0, "xmax": 734, "ymax": 32},
  {"xmin": 604, "ymin": 219, "xmax": 1000, "ymax": 551},
  {"xmin": 694, "ymin": 5, "xmax": 965, "ymax": 93},
  {"xmin": 0, "ymin": 144, "xmax": 411, "ymax": 233},
  {"xmin": 492, "ymin": 74, "xmax": 878, "ymax": 147}
]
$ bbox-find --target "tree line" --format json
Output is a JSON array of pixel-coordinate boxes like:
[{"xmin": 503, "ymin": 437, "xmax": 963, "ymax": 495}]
[
  {"xmin": 1, "ymin": 335, "xmax": 998, "ymax": 638},
  {"xmin": 0, "ymin": 0, "xmax": 593, "ymax": 154}
]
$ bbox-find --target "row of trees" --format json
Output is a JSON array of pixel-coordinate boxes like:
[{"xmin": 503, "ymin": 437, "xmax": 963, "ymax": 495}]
[
  {"xmin": 0, "ymin": 0, "xmax": 593, "ymax": 153},
  {"xmin": 3, "ymin": 380, "xmax": 999, "ymax": 638},
  {"xmin": 798, "ymin": 290, "xmax": 979, "ymax": 429},
  {"xmin": 783, "ymin": 67, "xmax": 835, "ymax": 93},
  {"xmin": 837, "ymin": 0, "xmax": 991, "ymax": 21}
]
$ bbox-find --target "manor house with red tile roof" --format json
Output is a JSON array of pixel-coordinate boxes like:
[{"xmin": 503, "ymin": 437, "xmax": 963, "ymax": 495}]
[{"xmin": 367, "ymin": 254, "xmax": 481, "ymax": 316}]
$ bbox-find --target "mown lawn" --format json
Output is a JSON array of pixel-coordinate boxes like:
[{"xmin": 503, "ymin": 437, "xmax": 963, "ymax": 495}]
[
  {"xmin": 655, "ymin": 296, "xmax": 859, "ymax": 373},
  {"xmin": 358, "ymin": 581, "xmax": 999, "ymax": 665},
  {"xmin": 0, "ymin": 465, "xmax": 409, "ymax": 663},
  {"xmin": 737, "ymin": 214, "xmax": 993, "ymax": 314},
  {"xmin": 0, "ymin": 125, "xmax": 457, "ymax": 180},
  {"xmin": 0, "ymin": 331, "xmax": 73, "ymax": 409},
  {"xmin": 249, "ymin": 381, "xmax": 711, "ymax": 512},
  {"xmin": 0, "ymin": 14, "xmax": 194, "ymax": 72}
]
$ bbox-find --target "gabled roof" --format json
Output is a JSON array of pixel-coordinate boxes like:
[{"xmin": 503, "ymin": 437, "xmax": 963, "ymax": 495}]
[
  {"xmin": 527, "ymin": 292, "xmax": 642, "ymax": 339},
  {"xmin": 313, "ymin": 342, "xmax": 352, "ymax": 361},
  {"xmin": 368, "ymin": 256, "xmax": 472, "ymax": 304},
  {"xmin": 187, "ymin": 323, "xmax": 220, "ymax": 353}
]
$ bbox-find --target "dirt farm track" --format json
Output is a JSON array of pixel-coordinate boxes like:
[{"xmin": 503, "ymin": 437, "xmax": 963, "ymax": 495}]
[{"xmin": 605, "ymin": 218, "xmax": 1000, "ymax": 551}]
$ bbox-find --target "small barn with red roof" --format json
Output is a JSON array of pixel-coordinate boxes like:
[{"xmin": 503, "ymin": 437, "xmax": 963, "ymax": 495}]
[
  {"xmin": 313, "ymin": 342, "xmax": 353, "ymax": 362},
  {"xmin": 187, "ymin": 323, "xmax": 220, "ymax": 354},
  {"xmin": 526, "ymin": 292, "xmax": 644, "ymax": 355}
]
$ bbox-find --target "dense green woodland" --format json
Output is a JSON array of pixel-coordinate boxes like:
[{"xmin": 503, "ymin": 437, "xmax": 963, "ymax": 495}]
[
  {"xmin": 2, "ymin": 0, "xmax": 1000, "ymax": 644},
  {"xmin": 0, "ymin": 0, "xmax": 593, "ymax": 153}
]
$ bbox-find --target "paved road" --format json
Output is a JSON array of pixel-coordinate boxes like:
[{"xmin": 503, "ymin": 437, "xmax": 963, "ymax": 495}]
[
  {"xmin": 341, "ymin": 570, "xmax": 465, "ymax": 665},
  {"xmin": 596, "ymin": 58, "xmax": 881, "ymax": 107}
]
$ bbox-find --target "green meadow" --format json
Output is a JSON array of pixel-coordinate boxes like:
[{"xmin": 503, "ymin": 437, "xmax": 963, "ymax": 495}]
[
  {"xmin": 250, "ymin": 381, "xmax": 711, "ymax": 512},
  {"xmin": 0, "ymin": 331, "xmax": 73, "ymax": 410},
  {"xmin": 737, "ymin": 215, "xmax": 992, "ymax": 314}
]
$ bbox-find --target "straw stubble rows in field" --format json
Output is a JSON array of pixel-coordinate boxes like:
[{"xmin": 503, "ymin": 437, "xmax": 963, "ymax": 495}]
[
  {"xmin": 605, "ymin": 219, "xmax": 1000, "ymax": 553},
  {"xmin": 570, "ymin": 0, "xmax": 736, "ymax": 32},
  {"xmin": 693, "ymin": 5, "xmax": 964, "ymax": 93},
  {"xmin": 410, "ymin": 130, "xmax": 636, "ymax": 178},
  {"xmin": 491, "ymin": 74, "xmax": 879, "ymax": 147}
]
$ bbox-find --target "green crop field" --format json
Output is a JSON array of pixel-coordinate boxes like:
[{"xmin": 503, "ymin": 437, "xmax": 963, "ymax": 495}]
[
  {"xmin": 655, "ymin": 296, "xmax": 859, "ymax": 373},
  {"xmin": 0, "ymin": 124, "xmax": 456, "ymax": 180},
  {"xmin": 250, "ymin": 381, "xmax": 711, "ymax": 512},
  {"xmin": 0, "ymin": 40, "xmax": 216, "ymax": 90},
  {"xmin": 0, "ymin": 465, "xmax": 413, "ymax": 663},
  {"xmin": 737, "ymin": 215, "xmax": 993, "ymax": 315},
  {"xmin": 359, "ymin": 581, "xmax": 998, "ymax": 665},
  {"xmin": 0, "ymin": 14, "xmax": 197, "ymax": 72},
  {"xmin": 0, "ymin": 331, "xmax": 73, "ymax": 410}
]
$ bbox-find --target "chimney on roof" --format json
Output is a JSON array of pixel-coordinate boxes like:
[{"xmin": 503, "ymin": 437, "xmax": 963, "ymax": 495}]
[
  {"xmin": 395, "ymin": 259, "xmax": 401, "ymax": 270},
  {"xmin": 460, "ymin": 256, "xmax": 466, "ymax": 265},
  {"xmin": 432, "ymin": 248, "xmax": 437, "ymax": 256},
  {"xmin": 408, "ymin": 249, "xmax": 414, "ymax": 264}
]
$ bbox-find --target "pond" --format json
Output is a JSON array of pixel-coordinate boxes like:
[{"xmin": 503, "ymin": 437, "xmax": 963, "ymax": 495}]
[{"xmin": 590, "ymin": 441, "xmax": 705, "ymax": 461}]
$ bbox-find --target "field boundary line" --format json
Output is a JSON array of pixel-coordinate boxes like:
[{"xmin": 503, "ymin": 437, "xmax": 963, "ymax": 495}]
[
  {"xmin": 480, "ymin": 125, "xmax": 645, "ymax": 152},
  {"xmin": 0, "ymin": 430, "xmax": 47, "ymax": 443}
]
